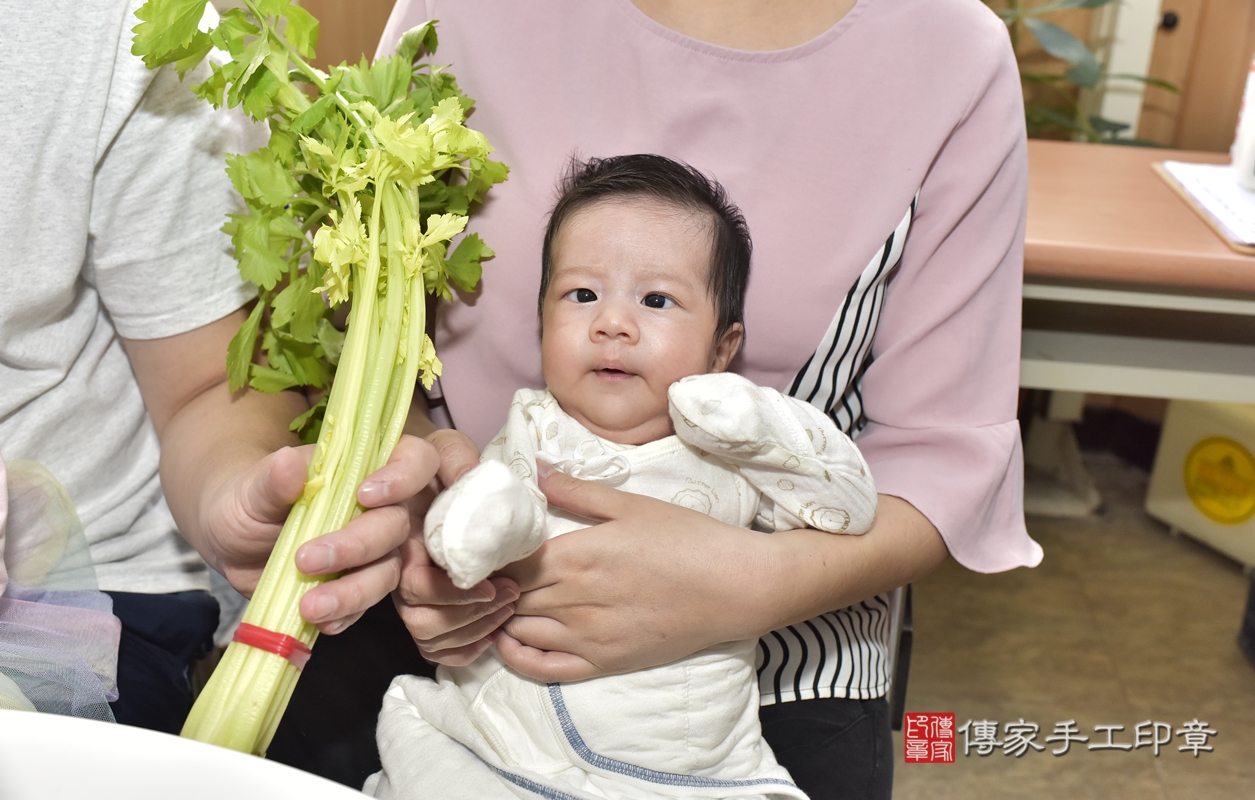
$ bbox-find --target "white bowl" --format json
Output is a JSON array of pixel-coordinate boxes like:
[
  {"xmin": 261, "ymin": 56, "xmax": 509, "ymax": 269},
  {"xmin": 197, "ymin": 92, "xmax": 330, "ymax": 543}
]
[{"xmin": 0, "ymin": 709, "xmax": 366, "ymax": 799}]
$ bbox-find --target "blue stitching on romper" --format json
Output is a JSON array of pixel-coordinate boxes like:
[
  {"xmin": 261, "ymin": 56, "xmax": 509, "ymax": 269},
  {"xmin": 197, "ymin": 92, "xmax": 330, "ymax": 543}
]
[
  {"xmin": 546, "ymin": 683, "xmax": 799, "ymax": 789},
  {"xmin": 491, "ymin": 766, "xmax": 586, "ymax": 800}
]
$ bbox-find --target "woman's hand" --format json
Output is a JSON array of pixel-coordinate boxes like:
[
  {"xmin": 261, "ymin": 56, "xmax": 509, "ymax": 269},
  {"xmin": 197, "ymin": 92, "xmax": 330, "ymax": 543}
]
[
  {"xmin": 494, "ymin": 464, "xmax": 949, "ymax": 683},
  {"xmin": 391, "ymin": 428, "xmax": 523, "ymax": 665},
  {"xmin": 493, "ymin": 461, "xmax": 780, "ymax": 682}
]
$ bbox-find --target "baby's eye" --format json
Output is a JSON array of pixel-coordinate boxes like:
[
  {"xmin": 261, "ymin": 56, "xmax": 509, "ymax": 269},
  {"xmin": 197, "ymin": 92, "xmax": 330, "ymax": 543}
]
[
  {"xmin": 642, "ymin": 293, "xmax": 674, "ymax": 309},
  {"xmin": 564, "ymin": 288, "xmax": 598, "ymax": 303}
]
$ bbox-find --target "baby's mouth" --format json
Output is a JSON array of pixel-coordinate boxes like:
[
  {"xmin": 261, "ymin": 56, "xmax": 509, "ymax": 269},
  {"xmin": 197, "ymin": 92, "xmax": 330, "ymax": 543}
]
[{"xmin": 594, "ymin": 366, "xmax": 635, "ymax": 379}]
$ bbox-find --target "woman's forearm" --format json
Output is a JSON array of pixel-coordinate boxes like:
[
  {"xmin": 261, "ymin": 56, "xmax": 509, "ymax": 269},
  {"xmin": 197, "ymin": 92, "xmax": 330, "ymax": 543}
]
[
  {"xmin": 497, "ymin": 472, "xmax": 951, "ymax": 681},
  {"xmin": 736, "ymin": 494, "xmax": 948, "ymax": 640}
]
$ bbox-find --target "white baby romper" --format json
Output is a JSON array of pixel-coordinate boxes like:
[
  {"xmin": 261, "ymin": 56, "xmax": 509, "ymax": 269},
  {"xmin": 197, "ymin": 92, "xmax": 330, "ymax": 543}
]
[{"xmin": 368, "ymin": 372, "xmax": 878, "ymax": 800}]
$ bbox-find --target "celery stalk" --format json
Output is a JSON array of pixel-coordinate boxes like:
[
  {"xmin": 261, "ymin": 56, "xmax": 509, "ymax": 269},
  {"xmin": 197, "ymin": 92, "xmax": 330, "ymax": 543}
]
[{"xmin": 132, "ymin": 0, "xmax": 506, "ymax": 755}]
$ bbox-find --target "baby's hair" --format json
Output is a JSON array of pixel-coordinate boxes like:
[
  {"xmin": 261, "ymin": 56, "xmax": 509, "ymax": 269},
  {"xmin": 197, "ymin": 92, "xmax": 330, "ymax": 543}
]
[{"xmin": 539, "ymin": 154, "xmax": 751, "ymax": 338}]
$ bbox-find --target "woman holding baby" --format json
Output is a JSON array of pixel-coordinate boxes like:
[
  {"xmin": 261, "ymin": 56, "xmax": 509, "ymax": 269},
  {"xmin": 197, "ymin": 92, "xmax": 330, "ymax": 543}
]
[{"xmin": 361, "ymin": 0, "xmax": 1044, "ymax": 798}]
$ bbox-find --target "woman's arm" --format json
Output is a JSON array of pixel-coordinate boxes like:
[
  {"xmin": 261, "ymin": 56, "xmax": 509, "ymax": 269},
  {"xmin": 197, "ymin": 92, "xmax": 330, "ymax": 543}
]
[
  {"xmin": 492, "ymin": 466, "xmax": 945, "ymax": 681},
  {"xmin": 392, "ymin": 424, "xmax": 944, "ymax": 677}
]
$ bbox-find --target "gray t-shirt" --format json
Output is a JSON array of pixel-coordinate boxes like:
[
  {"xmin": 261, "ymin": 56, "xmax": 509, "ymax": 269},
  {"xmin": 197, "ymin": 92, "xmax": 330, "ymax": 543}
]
[{"xmin": 0, "ymin": 0, "xmax": 257, "ymax": 592}]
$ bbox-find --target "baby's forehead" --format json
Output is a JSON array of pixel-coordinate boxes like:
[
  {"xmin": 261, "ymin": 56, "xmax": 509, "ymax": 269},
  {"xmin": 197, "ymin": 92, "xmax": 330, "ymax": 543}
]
[{"xmin": 565, "ymin": 194, "xmax": 713, "ymax": 231}]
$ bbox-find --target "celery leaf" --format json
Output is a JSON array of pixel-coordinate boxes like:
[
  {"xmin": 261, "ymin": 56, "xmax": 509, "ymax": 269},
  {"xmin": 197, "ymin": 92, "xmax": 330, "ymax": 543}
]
[
  {"xmin": 282, "ymin": 4, "xmax": 320, "ymax": 58},
  {"xmin": 272, "ymin": 273, "xmax": 326, "ymax": 342},
  {"xmin": 249, "ymin": 364, "xmax": 301, "ymax": 393},
  {"xmin": 227, "ymin": 212, "xmax": 288, "ymax": 289},
  {"xmin": 445, "ymin": 234, "xmax": 493, "ymax": 293},
  {"xmin": 226, "ymin": 300, "xmax": 265, "ymax": 392},
  {"xmin": 131, "ymin": 0, "xmax": 209, "ymax": 68}
]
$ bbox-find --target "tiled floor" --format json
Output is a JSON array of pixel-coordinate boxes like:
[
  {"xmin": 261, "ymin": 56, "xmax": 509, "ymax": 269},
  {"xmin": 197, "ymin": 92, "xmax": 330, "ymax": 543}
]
[{"xmin": 892, "ymin": 454, "xmax": 1255, "ymax": 799}]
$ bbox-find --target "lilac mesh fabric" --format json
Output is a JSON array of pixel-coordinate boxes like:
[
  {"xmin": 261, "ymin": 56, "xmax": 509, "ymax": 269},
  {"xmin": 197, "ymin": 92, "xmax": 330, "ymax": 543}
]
[{"xmin": 1, "ymin": 460, "xmax": 121, "ymax": 722}]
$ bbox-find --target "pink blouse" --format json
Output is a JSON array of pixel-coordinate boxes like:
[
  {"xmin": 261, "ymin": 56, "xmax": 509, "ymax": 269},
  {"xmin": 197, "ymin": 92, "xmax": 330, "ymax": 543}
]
[{"xmin": 380, "ymin": 0, "xmax": 1042, "ymax": 573}]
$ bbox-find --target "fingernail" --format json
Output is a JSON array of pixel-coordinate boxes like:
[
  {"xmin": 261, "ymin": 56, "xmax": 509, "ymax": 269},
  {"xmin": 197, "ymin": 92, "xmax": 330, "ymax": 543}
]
[
  {"xmin": 535, "ymin": 460, "xmax": 553, "ymax": 480},
  {"xmin": 298, "ymin": 542, "xmax": 336, "ymax": 574},
  {"xmin": 468, "ymin": 584, "xmax": 495, "ymax": 603},
  {"xmin": 358, "ymin": 480, "xmax": 386, "ymax": 505},
  {"xmin": 305, "ymin": 594, "xmax": 338, "ymax": 621},
  {"xmin": 497, "ymin": 586, "xmax": 519, "ymax": 605}
]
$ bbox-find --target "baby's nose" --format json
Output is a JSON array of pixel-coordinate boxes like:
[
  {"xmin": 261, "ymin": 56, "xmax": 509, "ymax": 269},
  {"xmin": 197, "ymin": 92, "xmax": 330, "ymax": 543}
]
[{"xmin": 592, "ymin": 302, "xmax": 639, "ymax": 341}]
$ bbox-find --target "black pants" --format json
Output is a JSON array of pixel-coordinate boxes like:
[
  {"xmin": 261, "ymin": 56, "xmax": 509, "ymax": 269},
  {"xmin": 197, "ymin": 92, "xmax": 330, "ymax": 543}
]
[
  {"xmin": 1240, "ymin": 574, "xmax": 1255, "ymax": 668},
  {"xmin": 267, "ymin": 597, "xmax": 434, "ymax": 788},
  {"xmin": 761, "ymin": 695, "xmax": 895, "ymax": 800},
  {"xmin": 268, "ymin": 597, "xmax": 894, "ymax": 798},
  {"xmin": 106, "ymin": 590, "xmax": 220, "ymax": 734}
]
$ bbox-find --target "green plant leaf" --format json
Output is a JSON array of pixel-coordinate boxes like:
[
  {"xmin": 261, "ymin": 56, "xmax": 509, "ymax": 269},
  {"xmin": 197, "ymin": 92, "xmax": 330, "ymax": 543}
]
[
  {"xmin": 226, "ymin": 300, "xmax": 265, "ymax": 392},
  {"xmin": 230, "ymin": 36, "xmax": 272, "ymax": 100},
  {"xmin": 291, "ymin": 93, "xmax": 334, "ymax": 134},
  {"xmin": 1025, "ymin": 103, "xmax": 1088, "ymax": 137},
  {"xmin": 1019, "ymin": 71, "xmax": 1074, "ymax": 84},
  {"xmin": 1030, "ymin": 0, "xmax": 1117, "ymax": 13},
  {"xmin": 212, "ymin": 7, "xmax": 258, "ymax": 55},
  {"xmin": 1106, "ymin": 73, "xmax": 1180, "ymax": 93},
  {"xmin": 289, "ymin": 396, "xmax": 327, "ymax": 440},
  {"xmin": 271, "ymin": 272, "xmax": 326, "ymax": 342},
  {"xmin": 239, "ymin": 65, "xmax": 284, "ymax": 120},
  {"xmin": 227, "ymin": 149, "xmax": 301, "ymax": 209},
  {"xmin": 166, "ymin": 31, "xmax": 214, "ymax": 78},
  {"xmin": 193, "ymin": 61, "xmax": 229, "ymax": 106},
  {"xmin": 1024, "ymin": 18, "xmax": 1101, "ymax": 87},
  {"xmin": 1088, "ymin": 115, "xmax": 1130, "ymax": 132},
  {"xmin": 1063, "ymin": 62, "xmax": 1102, "ymax": 89},
  {"xmin": 282, "ymin": 3, "xmax": 320, "ymax": 58},
  {"xmin": 315, "ymin": 318, "xmax": 346, "ymax": 366},
  {"xmin": 396, "ymin": 21, "xmax": 439, "ymax": 63},
  {"xmin": 254, "ymin": 0, "xmax": 293, "ymax": 15},
  {"xmin": 445, "ymin": 233, "xmax": 493, "ymax": 293},
  {"xmin": 227, "ymin": 212, "xmax": 289, "ymax": 289},
  {"xmin": 131, "ymin": 0, "xmax": 208, "ymax": 67},
  {"xmin": 249, "ymin": 364, "xmax": 301, "ymax": 393}
]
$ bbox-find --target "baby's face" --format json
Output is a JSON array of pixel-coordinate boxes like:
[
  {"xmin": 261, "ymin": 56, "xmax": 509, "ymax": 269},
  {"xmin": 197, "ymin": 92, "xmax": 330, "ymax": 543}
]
[{"xmin": 541, "ymin": 198, "xmax": 742, "ymax": 445}]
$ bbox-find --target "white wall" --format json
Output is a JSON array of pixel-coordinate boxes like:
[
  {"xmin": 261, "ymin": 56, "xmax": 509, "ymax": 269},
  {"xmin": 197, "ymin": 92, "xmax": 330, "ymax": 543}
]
[{"xmin": 1094, "ymin": 0, "xmax": 1164, "ymax": 139}]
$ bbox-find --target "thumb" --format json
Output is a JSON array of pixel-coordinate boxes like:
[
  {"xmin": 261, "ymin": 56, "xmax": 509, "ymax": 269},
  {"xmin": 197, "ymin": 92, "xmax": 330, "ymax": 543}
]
[
  {"xmin": 240, "ymin": 445, "xmax": 310, "ymax": 525},
  {"xmin": 427, "ymin": 428, "xmax": 482, "ymax": 488},
  {"xmin": 536, "ymin": 460, "xmax": 628, "ymax": 522}
]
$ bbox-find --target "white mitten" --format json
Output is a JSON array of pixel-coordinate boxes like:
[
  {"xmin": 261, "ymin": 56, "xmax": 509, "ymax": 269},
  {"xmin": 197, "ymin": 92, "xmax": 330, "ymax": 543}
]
[
  {"xmin": 424, "ymin": 460, "xmax": 546, "ymax": 589},
  {"xmin": 668, "ymin": 373, "xmax": 877, "ymax": 534}
]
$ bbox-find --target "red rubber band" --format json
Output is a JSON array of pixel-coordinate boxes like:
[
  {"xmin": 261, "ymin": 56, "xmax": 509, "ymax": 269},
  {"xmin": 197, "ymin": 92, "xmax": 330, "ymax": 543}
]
[{"xmin": 232, "ymin": 623, "xmax": 312, "ymax": 671}]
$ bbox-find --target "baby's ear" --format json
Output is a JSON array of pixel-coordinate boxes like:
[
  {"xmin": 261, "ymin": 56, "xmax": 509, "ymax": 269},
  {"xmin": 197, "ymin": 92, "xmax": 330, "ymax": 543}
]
[{"xmin": 710, "ymin": 322, "xmax": 744, "ymax": 373}]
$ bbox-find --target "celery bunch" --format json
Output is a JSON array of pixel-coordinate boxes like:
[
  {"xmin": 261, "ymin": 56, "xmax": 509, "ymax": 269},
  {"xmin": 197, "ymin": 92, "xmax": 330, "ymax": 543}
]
[{"xmin": 132, "ymin": 0, "xmax": 506, "ymax": 754}]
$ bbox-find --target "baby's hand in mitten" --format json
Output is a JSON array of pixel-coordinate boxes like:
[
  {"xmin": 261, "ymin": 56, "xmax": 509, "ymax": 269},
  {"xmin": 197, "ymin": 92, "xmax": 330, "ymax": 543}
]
[
  {"xmin": 669, "ymin": 373, "xmax": 877, "ymax": 536},
  {"xmin": 668, "ymin": 373, "xmax": 812, "ymax": 461},
  {"xmin": 424, "ymin": 461, "xmax": 546, "ymax": 590}
]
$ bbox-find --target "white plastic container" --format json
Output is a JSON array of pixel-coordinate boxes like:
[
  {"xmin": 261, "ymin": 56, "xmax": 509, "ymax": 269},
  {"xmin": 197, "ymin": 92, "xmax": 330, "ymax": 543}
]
[
  {"xmin": 1232, "ymin": 53, "xmax": 1255, "ymax": 191},
  {"xmin": 1146, "ymin": 400, "xmax": 1255, "ymax": 568}
]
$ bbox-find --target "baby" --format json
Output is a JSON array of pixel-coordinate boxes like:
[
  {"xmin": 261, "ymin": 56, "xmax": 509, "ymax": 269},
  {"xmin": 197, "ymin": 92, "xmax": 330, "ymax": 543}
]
[{"xmin": 368, "ymin": 155, "xmax": 878, "ymax": 800}]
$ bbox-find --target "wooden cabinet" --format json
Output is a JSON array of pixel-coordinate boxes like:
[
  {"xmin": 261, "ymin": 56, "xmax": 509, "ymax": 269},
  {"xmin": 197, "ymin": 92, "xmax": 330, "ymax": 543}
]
[
  {"xmin": 1139, "ymin": 0, "xmax": 1255, "ymax": 151},
  {"xmin": 297, "ymin": 0, "xmax": 398, "ymax": 71}
]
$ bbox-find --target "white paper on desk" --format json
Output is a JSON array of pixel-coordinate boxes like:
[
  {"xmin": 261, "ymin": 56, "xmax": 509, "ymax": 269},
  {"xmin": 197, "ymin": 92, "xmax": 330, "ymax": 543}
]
[{"xmin": 1163, "ymin": 160, "xmax": 1255, "ymax": 245}]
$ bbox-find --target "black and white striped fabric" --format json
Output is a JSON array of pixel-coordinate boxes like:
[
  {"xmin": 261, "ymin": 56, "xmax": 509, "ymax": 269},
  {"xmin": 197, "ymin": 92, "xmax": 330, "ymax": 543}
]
[{"xmin": 757, "ymin": 197, "xmax": 916, "ymax": 705}]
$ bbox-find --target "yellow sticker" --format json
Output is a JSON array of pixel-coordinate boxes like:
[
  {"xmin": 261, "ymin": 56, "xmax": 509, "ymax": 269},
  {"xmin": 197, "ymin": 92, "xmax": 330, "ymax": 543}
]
[{"xmin": 1184, "ymin": 437, "xmax": 1255, "ymax": 525}]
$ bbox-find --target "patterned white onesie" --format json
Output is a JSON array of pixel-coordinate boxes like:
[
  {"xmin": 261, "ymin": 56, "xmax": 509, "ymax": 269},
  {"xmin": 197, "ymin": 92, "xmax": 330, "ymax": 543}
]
[{"xmin": 368, "ymin": 372, "xmax": 877, "ymax": 800}]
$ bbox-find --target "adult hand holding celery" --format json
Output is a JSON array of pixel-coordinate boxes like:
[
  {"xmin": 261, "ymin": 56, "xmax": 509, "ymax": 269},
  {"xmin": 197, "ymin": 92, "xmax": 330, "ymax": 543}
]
[{"xmin": 132, "ymin": 0, "xmax": 506, "ymax": 755}]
